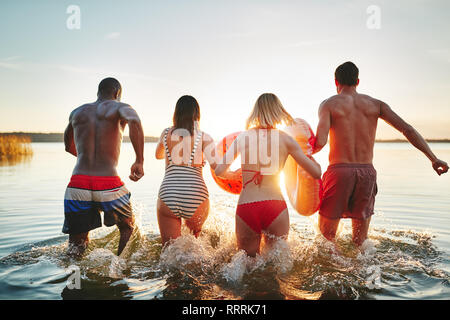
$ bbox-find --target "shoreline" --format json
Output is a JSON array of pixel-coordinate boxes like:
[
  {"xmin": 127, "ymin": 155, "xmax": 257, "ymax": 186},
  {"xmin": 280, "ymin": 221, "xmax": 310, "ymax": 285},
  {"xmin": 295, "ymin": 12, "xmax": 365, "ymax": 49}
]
[
  {"xmin": 1, "ymin": 132, "xmax": 449, "ymax": 144},
  {"xmin": 0, "ymin": 132, "xmax": 159, "ymax": 143}
]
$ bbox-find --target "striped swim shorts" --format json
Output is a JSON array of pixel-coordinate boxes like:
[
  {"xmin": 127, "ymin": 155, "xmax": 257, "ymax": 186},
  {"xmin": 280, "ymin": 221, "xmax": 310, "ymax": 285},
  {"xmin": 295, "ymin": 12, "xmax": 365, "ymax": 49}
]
[{"xmin": 63, "ymin": 175, "xmax": 132, "ymax": 234}]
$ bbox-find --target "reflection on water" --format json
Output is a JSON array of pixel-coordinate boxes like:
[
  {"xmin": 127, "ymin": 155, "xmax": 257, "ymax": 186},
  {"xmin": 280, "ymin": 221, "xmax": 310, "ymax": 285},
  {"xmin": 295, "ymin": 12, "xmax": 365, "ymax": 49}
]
[
  {"xmin": 0, "ymin": 135, "xmax": 33, "ymax": 166},
  {"xmin": 0, "ymin": 154, "xmax": 33, "ymax": 167},
  {"xmin": 0, "ymin": 143, "xmax": 449, "ymax": 300},
  {"xmin": 1, "ymin": 212, "xmax": 448, "ymax": 300}
]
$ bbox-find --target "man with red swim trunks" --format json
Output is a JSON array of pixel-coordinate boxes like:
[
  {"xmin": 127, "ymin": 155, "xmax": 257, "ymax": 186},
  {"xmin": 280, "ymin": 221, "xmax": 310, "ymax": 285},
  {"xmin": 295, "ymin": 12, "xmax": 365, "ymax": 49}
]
[
  {"xmin": 63, "ymin": 78, "xmax": 144, "ymax": 256},
  {"xmin": 314, "ymin": 62, "xmax": 448, "ymax": 246}
]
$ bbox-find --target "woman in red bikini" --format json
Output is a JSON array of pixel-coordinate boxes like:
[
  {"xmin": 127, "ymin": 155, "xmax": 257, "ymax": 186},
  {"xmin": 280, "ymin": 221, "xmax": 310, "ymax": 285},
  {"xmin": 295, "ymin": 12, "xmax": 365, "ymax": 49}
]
[{"xmin": 215, "ymin": 93, "xmax": 321, "ymax": 256}]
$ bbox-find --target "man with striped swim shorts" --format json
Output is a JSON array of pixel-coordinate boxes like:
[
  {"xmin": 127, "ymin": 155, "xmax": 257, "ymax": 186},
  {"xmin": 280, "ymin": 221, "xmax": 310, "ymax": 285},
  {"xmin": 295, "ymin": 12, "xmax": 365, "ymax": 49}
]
[
  {"xmin": 63, "ymin": 78, "xmax": 144, "ymax": 256},
  {"xmin": 63, "ymin": 175, "xmax": 132, "ymax": 239}
]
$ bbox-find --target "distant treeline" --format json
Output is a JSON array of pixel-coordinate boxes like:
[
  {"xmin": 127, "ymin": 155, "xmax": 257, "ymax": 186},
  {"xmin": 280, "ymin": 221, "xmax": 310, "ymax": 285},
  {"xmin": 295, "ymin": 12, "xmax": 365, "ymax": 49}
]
[
  {"xmin": 0, "ymin": 132, "xmax": 159, "ymax": 143},
  {"xmin": 0, "ymin": 133, "xmax": 449, "ymax": 144}
]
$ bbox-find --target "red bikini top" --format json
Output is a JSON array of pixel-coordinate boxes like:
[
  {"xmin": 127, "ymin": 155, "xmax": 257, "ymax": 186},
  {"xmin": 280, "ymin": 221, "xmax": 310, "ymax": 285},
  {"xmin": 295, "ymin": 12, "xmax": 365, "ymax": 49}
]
[
  {"xmin": 241, "ymin": 126, "xmax": 277, "ymax": 188},
  {"xmin": 242, "ymin": 169, "xmax": 263, "ymax": 188}
]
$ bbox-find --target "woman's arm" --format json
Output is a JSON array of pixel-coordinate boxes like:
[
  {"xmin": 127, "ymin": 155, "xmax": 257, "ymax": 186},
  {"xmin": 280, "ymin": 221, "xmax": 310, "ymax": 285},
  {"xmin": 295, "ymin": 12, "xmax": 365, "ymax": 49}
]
[
  {"xmin": 155, "ymin": 129, "xmax": 166, "ymax": 160},
  {"xmin": 286, "ymin": 135, "xmax": 322, "ymax": 179},
  {"xmin": 202, "ymin": 133, "xmax": 218, "ymax": 170},
  {"xmin": 215, "ymin": 135, "xmax": 240, "ymax": 177}
]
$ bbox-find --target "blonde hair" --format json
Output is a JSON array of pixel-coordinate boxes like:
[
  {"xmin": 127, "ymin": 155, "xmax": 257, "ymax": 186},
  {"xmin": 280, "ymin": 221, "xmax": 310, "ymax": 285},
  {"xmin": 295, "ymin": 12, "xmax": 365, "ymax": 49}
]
[{"xmin": 246, "ymin": 93, "xmax": 294, "ymax": 129}]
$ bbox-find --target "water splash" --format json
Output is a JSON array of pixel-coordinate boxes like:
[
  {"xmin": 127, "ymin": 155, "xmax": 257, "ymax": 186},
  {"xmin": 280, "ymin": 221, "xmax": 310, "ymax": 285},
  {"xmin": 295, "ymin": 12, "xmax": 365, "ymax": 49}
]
[{"xmin": 0, "ymin": 204, "xmax": 448, "ymax": 300}]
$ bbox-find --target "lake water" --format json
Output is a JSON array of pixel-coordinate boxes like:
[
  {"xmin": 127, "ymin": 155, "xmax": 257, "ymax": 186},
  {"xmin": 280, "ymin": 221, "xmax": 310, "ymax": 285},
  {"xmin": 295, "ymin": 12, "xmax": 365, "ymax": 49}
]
[{"xmin": 0, "ymin": 142, "xmax": 449, "ymax": 300}]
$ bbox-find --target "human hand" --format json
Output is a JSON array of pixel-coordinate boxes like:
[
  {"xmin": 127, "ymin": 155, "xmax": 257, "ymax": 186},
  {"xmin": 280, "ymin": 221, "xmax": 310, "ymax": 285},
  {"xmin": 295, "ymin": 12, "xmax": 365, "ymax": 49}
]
[
  {"xmin": 129, "ymin": 162, "xmax": 144, "ymax": 181},
  {"xmin": 432, "ymin": 159, "xmax": 448, "ymax": 176}
]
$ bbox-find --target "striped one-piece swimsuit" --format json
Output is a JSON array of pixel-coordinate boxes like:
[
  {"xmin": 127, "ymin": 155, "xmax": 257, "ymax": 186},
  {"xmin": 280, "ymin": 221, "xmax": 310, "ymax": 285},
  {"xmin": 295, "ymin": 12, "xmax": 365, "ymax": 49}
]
[{"xmin": 158, "ymin": 128, "xmax": 209, "ymax": 219}]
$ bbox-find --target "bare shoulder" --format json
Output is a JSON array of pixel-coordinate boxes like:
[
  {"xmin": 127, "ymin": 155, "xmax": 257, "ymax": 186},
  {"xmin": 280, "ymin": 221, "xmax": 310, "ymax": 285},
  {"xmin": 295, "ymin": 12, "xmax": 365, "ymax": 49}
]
[
  {"xmin": 117, "ymin": 101, "xmax": 132, "ymax": 109},
  {"xmin": 69, "ymin": 103, "xmax": 94, "ymax": 120},
  {"xmin": 234, "ymin": 131, "xmax": 246, "ymax": 146},
  {"xmin": 278, "ymin": 129, "xmax": 290, "ymax": 139},
  {"xmin": 320, "ymin": 95, "xmax": 342, "ymax": 108},
  {"xmin": 95, "ymin": 100, "xmax": 131, "ymax": 112},
  {"xmin": 202, "ymin": 131, "xmax": 214, "ymax": 142},
  {"xmin": 235, "ymin": 130, "xmax": 255, "ymax": 149},
  {"xmin": 357, "ymin": 93, "xmax": 382, "ymax": 105},
  {"xmin": 73, "ymin": 103, "xmax": 92, "ymax": 112},
  {"xmin": 318, "ymin": 96, "xmax": 339, "ymax": 115},
  {"xmin": 357, "ymin": 93, "xmax": 384, "ymax": 115},
  {"xmin": 115, "ymin": 102, "xmax": 140, "ymax": 120},
  {"xmin": 238, "ymin": 130, "xmax": 251, "ymax": 140},
  {"xmin": 106, "ymin": 101, "xmax": 132, "ymax": 112},
  {"xmin": 278, "ymin": 129, "xmax": 296, "ymax": 147}
]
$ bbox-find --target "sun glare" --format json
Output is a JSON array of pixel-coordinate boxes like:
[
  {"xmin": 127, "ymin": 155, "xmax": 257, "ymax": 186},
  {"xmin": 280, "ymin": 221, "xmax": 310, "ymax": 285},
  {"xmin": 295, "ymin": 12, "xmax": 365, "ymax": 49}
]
[
  {"xmin": 279, "ymin": 172, "xmax": 287, "ymax": 195},
  {"xmin": 229, "ymin": 155, "xmax": 241, "ymax": 171}
]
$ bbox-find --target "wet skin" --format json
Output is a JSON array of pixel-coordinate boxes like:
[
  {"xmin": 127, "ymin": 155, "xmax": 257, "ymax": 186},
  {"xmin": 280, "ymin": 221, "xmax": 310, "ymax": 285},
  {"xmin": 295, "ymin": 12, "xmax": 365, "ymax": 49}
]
[
  {"xmin": 154, "ymin": 126, "xmax": 217, "ymax": 246},
  {"xmin": 215, "ymin": 128, "xmax": 322, "ymax": 256},
  {"xmin": 315, "ymin": 82, "xmax": 448, "ymax": 246},
  {"xmin": 64, "ymin": 95, "xmax": 144, "ymax": 256}
]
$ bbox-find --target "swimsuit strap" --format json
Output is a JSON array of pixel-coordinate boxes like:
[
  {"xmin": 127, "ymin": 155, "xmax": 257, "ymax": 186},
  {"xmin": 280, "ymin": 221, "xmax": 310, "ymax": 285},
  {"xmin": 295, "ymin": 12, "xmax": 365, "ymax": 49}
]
[
  {"xmin": 241, "ymin": 127, "xmax": 274, "ymax": 187},
  {"xmin": 163, "ymin": 127, "xmax": 173, "ymax": 164},
  {"xmin": 242, "ymin": 169, "xmax": 263, "ymax": 188},
  {"xmin": 188, "ymin": 131, "xmax": 203, "ymax": 166}
]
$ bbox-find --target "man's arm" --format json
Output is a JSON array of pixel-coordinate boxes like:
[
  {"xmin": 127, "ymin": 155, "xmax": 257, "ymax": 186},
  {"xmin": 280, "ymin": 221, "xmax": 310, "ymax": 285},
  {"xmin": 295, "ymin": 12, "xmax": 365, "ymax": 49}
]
[
  {"xmin": 64, "ymin": 112, "xmax": 77, "ymax": 157},
  {"xmin": 119, "ymin": 104, "xmax": 145, "ymax": 181},
  {"xmin": 380, "ymin": 101, "xmax": 448, "ymax": 175},
  {"xmin": 314, "ymin": 100, "xmax": 331, "ymax": 154}
]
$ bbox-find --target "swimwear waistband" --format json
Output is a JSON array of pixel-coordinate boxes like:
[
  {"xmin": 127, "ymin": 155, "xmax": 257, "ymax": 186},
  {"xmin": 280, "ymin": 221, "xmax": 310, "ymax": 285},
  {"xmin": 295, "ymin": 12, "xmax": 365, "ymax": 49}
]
[
  {"xmin": 328, "ymin": 163, "xmax": 374, "ymax": 169},
  {"xmin": 70, "ymin": 175, "xmax": 122, "ymax": 180},
  {"xmin": 68, "ymin": 175, "xmax": 124, "ymax": 191}
]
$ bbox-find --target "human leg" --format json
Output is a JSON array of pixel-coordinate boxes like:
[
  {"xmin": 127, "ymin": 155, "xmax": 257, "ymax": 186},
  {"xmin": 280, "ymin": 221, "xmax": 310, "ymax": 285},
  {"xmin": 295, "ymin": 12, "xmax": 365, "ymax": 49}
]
[
  {"xmin": 351, "ymin": 217, "xmax": 371, "ymax": 246},
  {"xmin": 185, "ymin": 199, "xmax": 210, "ymax": 237},
  {"xmin": 236, "ymin": 215, "xmax": 262, "ymax": 257},
  {"xmin": 157, "ymin": 198, "xmax": 182, "ymax": 246}
]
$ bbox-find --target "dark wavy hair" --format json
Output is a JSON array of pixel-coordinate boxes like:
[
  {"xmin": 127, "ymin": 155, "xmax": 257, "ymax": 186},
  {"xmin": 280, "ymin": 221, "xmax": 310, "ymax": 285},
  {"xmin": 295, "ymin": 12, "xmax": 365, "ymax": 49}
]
[{"xmin": 173, "ymin": 95, "xmax": 200, "ymax": 135}]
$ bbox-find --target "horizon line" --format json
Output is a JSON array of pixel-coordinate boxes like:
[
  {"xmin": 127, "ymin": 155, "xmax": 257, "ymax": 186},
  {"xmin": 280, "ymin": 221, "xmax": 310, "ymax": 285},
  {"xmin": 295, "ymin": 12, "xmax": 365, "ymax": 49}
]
[{"xmin": 1, "ymin": 132, "xmax": 450, "ymax": 143}]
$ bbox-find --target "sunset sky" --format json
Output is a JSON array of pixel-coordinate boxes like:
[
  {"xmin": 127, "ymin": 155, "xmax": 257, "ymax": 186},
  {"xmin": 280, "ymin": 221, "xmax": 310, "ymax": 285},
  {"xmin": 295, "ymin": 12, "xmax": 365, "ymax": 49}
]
[{"xmin": 1, "ymin": 0, "xmax": 449, "ymax": 139}]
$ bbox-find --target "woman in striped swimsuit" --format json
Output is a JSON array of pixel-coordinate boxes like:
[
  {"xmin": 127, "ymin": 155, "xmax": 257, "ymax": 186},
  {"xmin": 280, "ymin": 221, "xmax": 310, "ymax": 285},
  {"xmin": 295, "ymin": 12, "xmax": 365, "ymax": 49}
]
[{"xmin": 155, "ymin": 95, "xmax": 216, "ymax": 245}]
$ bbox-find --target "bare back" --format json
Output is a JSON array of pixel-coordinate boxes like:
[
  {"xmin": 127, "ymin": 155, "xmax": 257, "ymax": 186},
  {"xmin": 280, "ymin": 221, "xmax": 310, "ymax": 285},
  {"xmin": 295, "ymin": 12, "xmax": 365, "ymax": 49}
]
[
  {"xmin": 70, "ymin": 100, "xmax": 127, "ymax": 176},
  {"xmin": 232, "ymin": 129, "xmax": 320, "ymax": 204},
  {"xmin": 233, "ymin": 130, "xmax": 287, "ymax": 204},
  {"xmin": 215, "ymin": 127, "xmax": 321, "ymax": 207},
  {"xmin": 320, "ymin": 92, "xmax": 380, "ymax": 164}
]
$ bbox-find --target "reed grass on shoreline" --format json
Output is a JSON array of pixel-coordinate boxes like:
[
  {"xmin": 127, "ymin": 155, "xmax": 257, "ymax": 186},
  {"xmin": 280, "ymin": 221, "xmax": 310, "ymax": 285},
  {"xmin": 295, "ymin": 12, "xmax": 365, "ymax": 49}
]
[{"xmin": 0, "ymin": 135, "xmax": 33, "ymax": 157}]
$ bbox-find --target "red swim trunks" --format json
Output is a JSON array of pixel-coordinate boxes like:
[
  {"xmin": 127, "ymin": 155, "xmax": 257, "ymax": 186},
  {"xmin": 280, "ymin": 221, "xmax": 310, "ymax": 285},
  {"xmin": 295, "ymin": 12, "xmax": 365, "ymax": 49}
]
[
  {"xmin": 319, "ymin": 163, "xmax": 377, "ymax": 220},
  {"xmin": 63, "ymin": 175, "xmax": 132, "ymax": 234}
]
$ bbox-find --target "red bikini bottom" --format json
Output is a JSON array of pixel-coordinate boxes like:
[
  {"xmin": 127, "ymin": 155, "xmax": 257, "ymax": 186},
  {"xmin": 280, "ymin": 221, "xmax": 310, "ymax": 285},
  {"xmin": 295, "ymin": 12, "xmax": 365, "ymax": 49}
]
[{"xmin": 236, "ymin": 200, "xmax": 287, "ymax": 234}]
